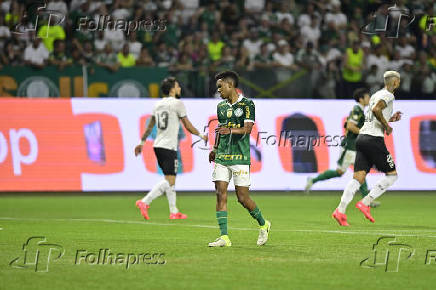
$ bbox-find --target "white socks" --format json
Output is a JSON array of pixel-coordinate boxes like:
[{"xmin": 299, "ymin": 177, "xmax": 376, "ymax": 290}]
[
  {"xmin": 338, "ymin": 179, "xmax": 360, "ymax": 213},
  {"xmin": 362, "ymin": 175, "xmax": 398, "ymax": 206},
  {"xmin": 166, "ymin": 185, "xmax": 179, "ymax": 214},
  {"xmin": 142, "ymin": 179, "xmax": 170, "ymax": 205},
  {"xmin": 142, "ymin": 179, "xmax": 179, "ymax": 214}
]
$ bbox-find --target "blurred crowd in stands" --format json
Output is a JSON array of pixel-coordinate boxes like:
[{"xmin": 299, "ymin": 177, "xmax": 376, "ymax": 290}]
[{"xmin": 0, "ymin": 0, "xmax": 436, "ymax": 98}]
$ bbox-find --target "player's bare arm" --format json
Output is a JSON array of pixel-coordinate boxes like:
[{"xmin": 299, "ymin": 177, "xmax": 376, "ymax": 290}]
[
  {"xmin": 389, "ymin": 111, "xmax": 403, "ymax": 122},
  {"xmin": 134, "ymin": 116, "xmax": 156, "ymax": 156},
  {"xmin": 216, "ymin": 121, "xmax": 254, "ymax": 135},
  {"xmin": 346, "ymin": 122, "xmax": 360, "ymax": 134},
  {"xmin": 209, "ymin": 122, "xmax": 223, "ymax": 163},
  {"xmin": 180, "ymin": 116, "xmax": 208, "ymax": 142},
  {"xmin": 372, "ymin": 100, "xmax": 393, "ymax": 135}
]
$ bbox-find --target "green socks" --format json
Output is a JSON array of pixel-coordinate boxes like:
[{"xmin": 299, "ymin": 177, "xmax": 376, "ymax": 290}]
[
  {"xmin": 216, "ymin": 211, "xmax": 228, "ymax": 236},
  {"xmin": 217, "ymin": 208, "xmax": 265, "ymax": 235},
  {"xmin": 359, "ymin": 181, "xmax": 369, "ymax": 197},
  {"xmin": 312, "ymin": 169, "xmax": 341, "ymax": 183},
  {"xmin": 249, "ymin": 207, "xmax": 265, "ymax": 226}
]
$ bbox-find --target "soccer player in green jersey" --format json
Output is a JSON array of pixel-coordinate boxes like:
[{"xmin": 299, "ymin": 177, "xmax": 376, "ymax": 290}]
[
  {"xmin": 304, "ymin": 88, "xmax": 380, "ymax": 207},
  {"xmin": 208, "ymin": 70, "xmax": 271, "ymax": 247}
]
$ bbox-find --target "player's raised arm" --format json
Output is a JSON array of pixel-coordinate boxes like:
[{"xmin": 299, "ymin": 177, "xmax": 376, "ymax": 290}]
[
  {"xmin": 134, "ymin": 116, "xmax": 156, "ymax": 156},
  {"xmin": 180, "ymin": 116, "xmax": 208, "ymax": 142}
]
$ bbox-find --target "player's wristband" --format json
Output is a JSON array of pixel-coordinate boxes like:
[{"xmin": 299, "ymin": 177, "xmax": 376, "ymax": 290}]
[
  {"xmin": 139, "ymin": 140, "xmax": 145, "ymax": 146},
  {"xmin": 212, "ymin": 148, "xmax": 217, "ymax": 153}
]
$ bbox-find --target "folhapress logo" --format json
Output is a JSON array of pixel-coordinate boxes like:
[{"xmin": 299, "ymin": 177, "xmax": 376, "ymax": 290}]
[
  {"xmin": 360, "ymin": 236, "xmax": 415, "ymax": 272},
  {"xmin": 361, "ymin": 4, "xmax": 415, "ymax": 38},
  {"xmin": 9, "ymin": 237, "xmax": 65, "ymax": 272},
  {"xmin": 12, "ymin": 2, "xmax": 65, "ymax": 37}
]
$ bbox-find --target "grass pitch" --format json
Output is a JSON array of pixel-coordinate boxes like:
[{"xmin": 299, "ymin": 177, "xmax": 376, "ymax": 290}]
[{"xmin": 1, "ymin": 192, "xmax": 436, "ymax": 290}]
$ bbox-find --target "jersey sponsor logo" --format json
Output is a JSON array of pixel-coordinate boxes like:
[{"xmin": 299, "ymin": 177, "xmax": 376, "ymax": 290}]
[
  {"xmin": 234, "ymin": 107, "xmax": 243, "ymax": 117},
  {"xmin": 217, "ymin": 154, "xmax": 244, "ymax": 161},
  {"xmin": 226, "ymin": 109, "xmax": 233, "ymax": 118},
  {"xmin": 227, "ymin": 122, "xmax": 240, "ymax": 128},
  {"xmin": 233, "ymin": 169, "xmax": 249, "ymax": 176},
  {"xmin": 245, "ymin": 106, "xmax": 250, "ymax": 119}
]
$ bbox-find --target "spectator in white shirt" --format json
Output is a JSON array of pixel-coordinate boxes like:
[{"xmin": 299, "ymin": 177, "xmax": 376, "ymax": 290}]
[
  {"xmin": 395, "ymin": 37, "xmax": 416, "ymax": 59},
  {"xmin": 47, "ymin": 0, "xmax": 68, "ymax": 16},
  {"xmin": 389, "ymin": 50, "xmax": 410, "ymax": 71},
  {"xmin": 112, "ymin": 1, "xmax": 132, "ymax": 20},
  {"xmin": 127, "ymin": 31, "xmax": 142, "ymax": 60},
  {"xmin": 103, "ymin": 18, "xmax": 125, "ymax": 52},
  {"xmin": 300, "ymin": 15, "xmax": 321, "ymax": 48},
  {"xmin": 242, "ymin": 30, "xmax": 263, "ymax": 60},
  {"xmin": 365, "ymin": 64, "xmax": 383, "ymax": 94},
  {"xmin": 324, "ymin": 3, "xmax": 347, "ymax": 30},
  {"xmin": 245, "ymin": 0, "xmax": 264, "ymax": 14},
  {"xmin": 0, "ymin": 16, "xmax": 10, "ymax": 48},
  {"xmin": 24, "ymin": 38, "xmax": 49, "ymax": 68},
  {"xmin": 94, "ymin": 31, "xmax": 107, "ymax": 53},
  {"xmin": 366, "ymin": 45, "xmax": 389, "ymax": 80},
  {"xmin": 272, "ymin": 39, "xmax": 297, "ymax": 69},
  {"xmin": 298, "ymin": 3, "xmax": 318, "ymax": 28},
  {"xmin": 276, "ymin": 2, "xmax": 294, "ymax": 25}
]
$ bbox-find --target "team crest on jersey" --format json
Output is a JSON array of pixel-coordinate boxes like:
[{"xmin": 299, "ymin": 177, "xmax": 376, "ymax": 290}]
[
  {"xmin": 226, "ymin": 108, "xmax": 233, "ymax": 118},
  {"xmin": 234, "ymin": 107, "xmax": 243, "ymax": 117}
]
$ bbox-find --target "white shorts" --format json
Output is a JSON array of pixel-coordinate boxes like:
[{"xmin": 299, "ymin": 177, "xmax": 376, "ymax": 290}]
[
  {"xmin": 212, "ymin": 163, "xmax": 251, "ymax": 187},
  {"xmin": 337, "ymin": 148, "xmax": 356, "ymax": 172}
]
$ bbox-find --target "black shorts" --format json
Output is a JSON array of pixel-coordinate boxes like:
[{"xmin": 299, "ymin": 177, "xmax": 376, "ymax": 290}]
[
  {"xmin": 354, "ymin": 134, "xmax": 396, "ymax": 173},
  {"xmin": 154, "ymin": 147, "xmax": 178, "ymax": 175}
]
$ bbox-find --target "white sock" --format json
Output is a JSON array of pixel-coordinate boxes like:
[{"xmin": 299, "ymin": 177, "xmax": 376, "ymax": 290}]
[
  {"xmin": 362, "ymin": 175, "xmax": 398, "ymax": 206},
  {"xmin": 338, "ymin": 179, "xmax": 361, "ymax": 213},
  {"xmin": 142, "ymin": 179, "xmax": 170, "ymax": 205},
  {"xmin": 166, "ymin": 185, "xmax": 179, "ymax": 214}
]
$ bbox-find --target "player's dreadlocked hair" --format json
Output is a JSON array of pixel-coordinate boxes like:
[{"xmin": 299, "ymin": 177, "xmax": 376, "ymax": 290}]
[
  {"xmin": 215, "ymin": 70, "xmax": 239, "ymax": 88},
  {"xmin": 161, "ymin": 76, "xmax": 177, "ymax": 95},
  {"xmin": 353, "ymin": 88, "xmax": 369, "ymax": 102}
]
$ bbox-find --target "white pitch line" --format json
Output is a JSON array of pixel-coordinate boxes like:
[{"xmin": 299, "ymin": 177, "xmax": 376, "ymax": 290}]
[{"xmin": 1, "ymin": 216, "xmax": 436, "ymax": 239}]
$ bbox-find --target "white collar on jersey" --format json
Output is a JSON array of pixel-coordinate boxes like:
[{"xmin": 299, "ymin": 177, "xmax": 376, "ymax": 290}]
[
  {"xmin": 357, "ymin": 102, "xmax": 365, "ymax": 111},
  {"xmin": 226, "ymin": 93, "xmax": 243, "ymax": 106}
]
